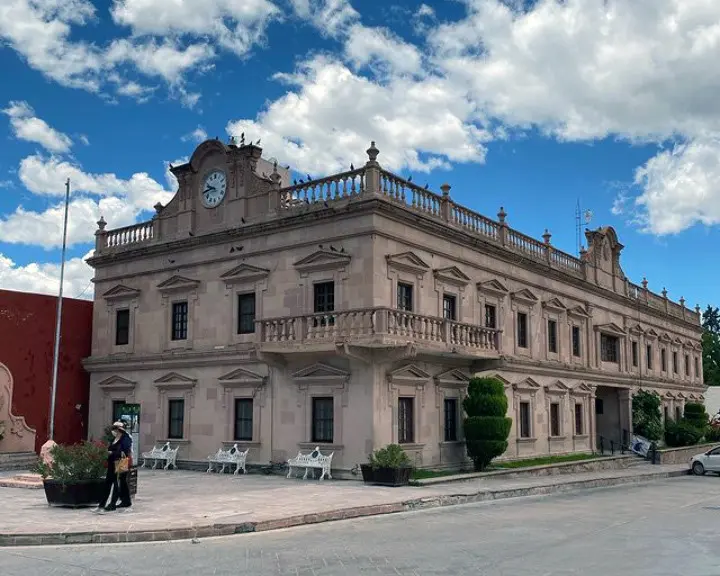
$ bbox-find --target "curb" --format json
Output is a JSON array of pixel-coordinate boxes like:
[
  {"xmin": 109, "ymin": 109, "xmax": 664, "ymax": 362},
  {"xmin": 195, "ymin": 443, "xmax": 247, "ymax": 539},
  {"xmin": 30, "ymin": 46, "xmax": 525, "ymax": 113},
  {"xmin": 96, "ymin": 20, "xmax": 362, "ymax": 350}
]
[{"xmin": 0, "ymin": 469, "xmax": 689, "ymax": 547}]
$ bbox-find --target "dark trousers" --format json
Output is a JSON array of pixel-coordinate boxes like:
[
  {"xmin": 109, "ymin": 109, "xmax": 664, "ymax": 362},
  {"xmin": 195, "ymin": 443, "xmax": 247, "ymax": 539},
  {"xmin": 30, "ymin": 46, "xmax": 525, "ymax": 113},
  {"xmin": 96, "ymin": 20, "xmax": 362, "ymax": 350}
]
[{"xmin": 98, "ymin": 466, "xmax": 131, "ymax": 509}]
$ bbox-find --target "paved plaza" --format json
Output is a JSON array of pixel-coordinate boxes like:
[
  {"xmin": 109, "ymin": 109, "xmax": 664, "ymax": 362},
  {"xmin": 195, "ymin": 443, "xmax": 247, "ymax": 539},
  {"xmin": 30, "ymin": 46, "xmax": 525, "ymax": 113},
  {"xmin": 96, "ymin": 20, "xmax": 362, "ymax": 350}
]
[
  {"xmin": 1, "ymin": 475, "xmax": 719, "ymax": 575},
  {"xmin": 0, "ymin": 463, "xmax": 687, "ymax": 545}
]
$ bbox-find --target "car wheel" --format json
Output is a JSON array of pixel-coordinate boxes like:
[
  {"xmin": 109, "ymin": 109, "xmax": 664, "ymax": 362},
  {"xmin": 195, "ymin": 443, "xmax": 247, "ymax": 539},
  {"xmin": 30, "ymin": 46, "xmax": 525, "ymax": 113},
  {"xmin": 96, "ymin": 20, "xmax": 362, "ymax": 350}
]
[{"xmin": 692, "ymin": 462, "xmax": 705, "ymax": 476}]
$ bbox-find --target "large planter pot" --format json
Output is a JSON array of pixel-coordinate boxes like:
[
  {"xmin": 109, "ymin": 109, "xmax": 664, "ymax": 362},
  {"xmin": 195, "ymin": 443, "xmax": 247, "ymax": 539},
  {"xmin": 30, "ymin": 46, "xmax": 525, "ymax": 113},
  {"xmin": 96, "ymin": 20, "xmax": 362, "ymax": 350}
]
[
  {"xmin": 360, "ymin": 464, "xmax": 412, "ymax": 487},
  {"xmin": 42, "ymin": 478, "xmax": 106, "ymax": 508}
]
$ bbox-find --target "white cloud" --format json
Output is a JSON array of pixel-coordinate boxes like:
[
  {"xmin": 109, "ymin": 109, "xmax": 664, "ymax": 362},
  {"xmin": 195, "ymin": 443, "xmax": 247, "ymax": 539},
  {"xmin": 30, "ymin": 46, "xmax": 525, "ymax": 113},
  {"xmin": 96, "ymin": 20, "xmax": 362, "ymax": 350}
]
[
  {"xmin": 289, "ymin": 0, "xmax": 358, "ymax": 37},
  {"xmin": 344, "ymin": 25, "xmax": 423, "ymax": 76},
  {"xmin": 2, "ymin": 100, "xmax": 73, "ymax": 153},
  {"xmin": 181, "ymin": 126, "xmax": 208, "ymax": 143},
  {"xmin": 0, "ymin": 251, "xmax": 94, "ymax": 300}
]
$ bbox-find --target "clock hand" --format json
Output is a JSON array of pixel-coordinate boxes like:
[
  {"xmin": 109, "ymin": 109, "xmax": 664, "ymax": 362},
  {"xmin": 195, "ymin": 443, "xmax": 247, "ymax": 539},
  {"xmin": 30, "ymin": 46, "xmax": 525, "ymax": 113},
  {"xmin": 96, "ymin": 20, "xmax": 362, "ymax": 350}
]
[{"xmin": 204, "ymin": 186, "xmax": 216, "ymax": 193}]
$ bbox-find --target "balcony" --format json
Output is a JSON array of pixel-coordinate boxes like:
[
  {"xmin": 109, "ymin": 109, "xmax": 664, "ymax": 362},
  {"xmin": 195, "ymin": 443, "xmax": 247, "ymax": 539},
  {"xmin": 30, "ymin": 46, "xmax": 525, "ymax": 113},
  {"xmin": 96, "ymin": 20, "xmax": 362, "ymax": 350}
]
[{"xmin": 256, "ymin": 307, "xmax": 501, "ymax": 359}]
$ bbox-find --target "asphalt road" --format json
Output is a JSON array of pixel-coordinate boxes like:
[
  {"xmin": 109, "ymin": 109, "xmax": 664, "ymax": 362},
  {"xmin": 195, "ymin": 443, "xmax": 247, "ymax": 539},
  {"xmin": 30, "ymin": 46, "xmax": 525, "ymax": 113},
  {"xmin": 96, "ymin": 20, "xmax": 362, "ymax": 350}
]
[{"xmin": 2, "ymin": 476, "xmax": 720, "ymax": 576}]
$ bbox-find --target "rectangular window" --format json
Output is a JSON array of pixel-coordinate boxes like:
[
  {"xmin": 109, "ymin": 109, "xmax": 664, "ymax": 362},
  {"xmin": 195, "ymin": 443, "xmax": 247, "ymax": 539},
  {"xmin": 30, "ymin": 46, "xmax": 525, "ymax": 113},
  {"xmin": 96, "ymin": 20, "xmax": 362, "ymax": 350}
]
[
  {"xmin": 517, "ymin": 312, "xmax": 528, "ymax": 349},
  {"xmin": 695, "ymin": 356, "xmax": 699, "ymax": 377},
  {"xmin": 112, "ymin": 400, "xmax": 126, "ymax": 423},
  {"xmin": 574, "ymin": 403, "xmax": 583, "ymax": 435},
  {"xmin": 672, "ymin": 351, "xmax": 678, "ymax": 374},
  {"xmin": 632, "ymin": 341, "xmax": 638, "ymax": 367},
  {"xmin": 664, "ymin": 406, "xmax": 669, "ymax": 422},
  {"xmin": 311, "ymin": 397, "xmax": 334, "ymax": 443},
  {"xmin": 595, "ymin": 398, "xmax": 604, "ymax": 415},
  {"xmin": 685, "ymin": 354, "xmax": 690, "ymax": 377},
  {"xmin": 600, "ymin": 334, "xmax": 619, "ymax": 363},
  {"xmin": 661, "ymin": 348, "xmax": 667, "ymax": 371},
  {"xmin": 397, "ymin": 283, "xmax": 413, "ymax": 311},
  {"xmin": 442, "ymin": 294, "xmax": 457, "ymax": 321},
  {"xmin": 168, "ymin": 399, "xmax": 185, "ymax": 439},
  {"xmin": 484, "ymin": 304, "xmax": 497, "ymax": 329},
  {"xmin": 115, "ymin": 309, "xmax": 130, "ymax": 346},
  {"xmin": 519, "ymin": 401, "xmax": 531, "ymax": 438},
  {"xmin": 398, "ymin": 397, "xmax": 414, "ymax": 444},
  {"xmin": 313, "ymin": 281, "xmax": 335, "ymax": 327},
  {"xmin": 646, "ymin": 345, "xmax": 653, "ymax": 369},
  {"xmin": 675, "ymin": 406, "xmax": 682, "ymax": 421},
  {"xmin": 547, "ymin": 319, "xmax": 558, "ymax": 353},
  {"xmin": 237, "ymin": 293, "xmax": 256, "ymax": 334},
  {"xmin": 572, "ymin": 325, "xmax": 581, "ymax": 357},
  {"xmin": 444, "ymin": 398, "xmax": 458, "ymax": 442},
  {"xmin": 550, "ymin": 403, "xmax": 560, "ymax": 437},
  {"xmin": 171, "ymin": 301, "xmax": 188, "ymax": 341},
  {"xmin": 233, "ymin": 398, "xmax": 253, "ymax": 441}
]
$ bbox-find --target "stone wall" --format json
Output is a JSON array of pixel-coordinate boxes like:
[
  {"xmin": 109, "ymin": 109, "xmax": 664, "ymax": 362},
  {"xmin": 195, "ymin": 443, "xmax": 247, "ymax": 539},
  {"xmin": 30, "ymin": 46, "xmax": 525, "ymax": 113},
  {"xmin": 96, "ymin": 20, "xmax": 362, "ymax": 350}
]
[{"xmin": 655, "ymin": 443, "xmax": 720, "ymax": 465}]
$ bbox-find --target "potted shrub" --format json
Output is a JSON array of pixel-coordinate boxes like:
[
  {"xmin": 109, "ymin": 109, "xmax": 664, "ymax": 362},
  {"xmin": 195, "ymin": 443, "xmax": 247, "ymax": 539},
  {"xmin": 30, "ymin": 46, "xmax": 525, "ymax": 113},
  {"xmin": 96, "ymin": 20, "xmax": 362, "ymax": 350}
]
[
  {"xmin": 361, "ymin": 444, "xmax": 412, "ymax": 487},
  {"xmin": 463, "ymin": 377, "xmax": 512, "ymax": 471},
  {"xmin": 31, "ymin": 441, "xmax": 107, "ymax": 507}
]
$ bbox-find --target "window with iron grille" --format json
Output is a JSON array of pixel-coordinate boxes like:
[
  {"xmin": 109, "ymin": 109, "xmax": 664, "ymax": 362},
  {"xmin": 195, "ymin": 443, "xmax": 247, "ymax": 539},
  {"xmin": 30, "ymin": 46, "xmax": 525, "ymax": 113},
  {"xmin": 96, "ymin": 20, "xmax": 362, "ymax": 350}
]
[
  {"xmin": 647, "ymin": 345, "xmax": 653, "ymax": 369},
  {"xmin": 517, "ymin": 312, "xmax": 528, "ymax": 348},
  {"xmin": 311, "ymin": 397, "xmax": 334, "ymax": 443},
  {"xmin": 168, "ymin": 399, "xmax": 185, "ymax": 439},
  {"xmin": 600, "ymin": 334, "xmax": 619, "ymax": 363},
  {"xmin": 234, "ymin": 398, "xmax": 253, "ymax": 441},
  {"xmin": 397, "ymin": 283, "xmax": 413, "ymax": 311},
  {"xmin": 444, "ymin": 398, "xmax": 458, "ymax": 442},
  {"xmin": 672, "ymin": 351, "xmax": 678, "ymax": 374},
  {"xmin": 572, "ymin": 325, "xmax": 581, "ymax": 357},
  {"xmin": 237, "ymin": 293, "xmax": 256, "ymax": 334},
  {"xmin": 661, "ymin": 348, "xmax": 667, "ymax": 371},
  {"xmin": 547, "ymin": 319, "xmax": 558, "ymax": 353},
  {"xmin": 484, "ymin": 304, "xmax": 497, "ymax": 329},
  {"xmin": 115, "ymin": 309, "xmax": 130, "ymax": 346},
  {"xmin": 398, "ymin": 397, "xmax": 414, "ymax": 444},
  {"xmin": 519, "ymin": 401, "xmax": 531, "ymax": 438},
  {"xmin": 171, "ymin": 301, "xmax": 188, "ymax": 341},
  {"xmin": 550, "ymin": 403, "xmax": 560, "ymax": 436},
  {"xmin": 574, "ymin": 403, "xmax": 583, "ymax": 435},
  {"xmin": 695, "ymin": 356, "xmax": 699, "ymax": 377},
  {"xmin": 442, "ymin": 294, "xmax": 456, "ymax": 321},
  {"xmin": 684, "ymin": 354, "xmax": 690, "ymax": 377},
  {"xmin": 313, "ymin": 282, "xmax": 335, "ymax": 327},
  {"xmin": 632, "ymin": 341, "xmax": 638, "ymax": 367}
]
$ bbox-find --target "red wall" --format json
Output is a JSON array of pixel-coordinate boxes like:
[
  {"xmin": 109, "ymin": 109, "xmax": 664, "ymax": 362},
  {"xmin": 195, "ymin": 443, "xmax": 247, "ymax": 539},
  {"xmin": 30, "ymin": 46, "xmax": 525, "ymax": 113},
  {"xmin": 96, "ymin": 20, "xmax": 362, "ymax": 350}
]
[{"xmin": 0, "ymin": 289, "xmax": 93, "ymax": 452}]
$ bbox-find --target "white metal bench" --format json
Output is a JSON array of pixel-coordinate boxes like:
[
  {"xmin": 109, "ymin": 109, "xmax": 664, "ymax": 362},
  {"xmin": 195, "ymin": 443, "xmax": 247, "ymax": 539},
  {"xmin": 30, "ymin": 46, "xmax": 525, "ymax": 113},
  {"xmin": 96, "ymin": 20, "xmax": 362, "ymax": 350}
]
[
  {"xmin": 286, "ymin": 446, "xmax": 333, "ymax": 480},
  {"xmin": 206, "ymin": 443, "xmax": 248, "ymax": 475},
  {"xmin": 141, "ymin": 442, "xmax": 179, "ymax": 470}
]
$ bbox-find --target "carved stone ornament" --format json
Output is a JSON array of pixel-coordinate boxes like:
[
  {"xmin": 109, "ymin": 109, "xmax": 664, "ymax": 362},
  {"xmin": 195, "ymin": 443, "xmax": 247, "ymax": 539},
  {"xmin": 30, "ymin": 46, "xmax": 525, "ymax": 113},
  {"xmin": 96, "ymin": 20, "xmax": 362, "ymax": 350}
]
[{"xmin": 0, "ymin": 362, "xmax": 37, "ymax": 453}]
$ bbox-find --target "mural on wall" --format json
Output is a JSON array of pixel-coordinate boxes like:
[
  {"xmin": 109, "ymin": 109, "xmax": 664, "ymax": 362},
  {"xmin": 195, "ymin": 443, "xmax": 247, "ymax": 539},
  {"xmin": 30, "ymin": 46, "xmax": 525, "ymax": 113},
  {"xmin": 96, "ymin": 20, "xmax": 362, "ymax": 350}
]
[{"xmin": 0, "ymin": 362, "xmax": 37, "ymax": 453}]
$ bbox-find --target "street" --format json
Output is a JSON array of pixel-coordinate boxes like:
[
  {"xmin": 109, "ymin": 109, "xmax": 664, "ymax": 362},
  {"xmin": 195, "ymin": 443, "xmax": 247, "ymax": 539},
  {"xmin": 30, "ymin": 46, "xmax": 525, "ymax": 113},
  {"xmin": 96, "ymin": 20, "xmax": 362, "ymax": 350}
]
[{"xmin": 1, "ymin": 475, "xmax": 719, "ymax": 575}]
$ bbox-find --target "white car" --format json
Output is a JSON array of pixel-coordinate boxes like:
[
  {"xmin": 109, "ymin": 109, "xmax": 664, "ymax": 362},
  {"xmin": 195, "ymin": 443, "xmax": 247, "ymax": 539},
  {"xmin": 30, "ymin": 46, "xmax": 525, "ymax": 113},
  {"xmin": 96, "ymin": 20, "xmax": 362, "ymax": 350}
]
[{"xmin": 690, "ymin": 446, "xmax": 720, "ymax": 475}]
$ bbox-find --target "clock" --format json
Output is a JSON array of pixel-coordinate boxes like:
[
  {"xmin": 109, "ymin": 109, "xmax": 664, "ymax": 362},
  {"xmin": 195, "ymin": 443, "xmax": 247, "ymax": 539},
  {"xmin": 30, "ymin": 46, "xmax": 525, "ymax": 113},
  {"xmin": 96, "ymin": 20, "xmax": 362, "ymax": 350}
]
[{"xmin": 201, "ymin": 169, "xmax": 227, "ymax": 208}]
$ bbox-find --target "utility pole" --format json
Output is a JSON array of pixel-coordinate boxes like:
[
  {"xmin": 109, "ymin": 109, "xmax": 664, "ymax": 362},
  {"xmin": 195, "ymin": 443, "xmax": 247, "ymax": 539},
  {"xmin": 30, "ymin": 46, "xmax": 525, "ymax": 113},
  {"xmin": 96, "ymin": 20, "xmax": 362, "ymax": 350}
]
[{"xmin": 49, "ymin": 178, "xmax": 70, "ymax": 440}]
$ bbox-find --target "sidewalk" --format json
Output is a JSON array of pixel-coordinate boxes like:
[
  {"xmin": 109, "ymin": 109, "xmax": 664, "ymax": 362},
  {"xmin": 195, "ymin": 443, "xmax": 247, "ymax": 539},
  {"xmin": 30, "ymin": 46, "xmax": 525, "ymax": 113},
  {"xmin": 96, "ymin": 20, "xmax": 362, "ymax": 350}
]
[{"xmin": 0, "ymin": 463, "xmax": 688, "ymax": 546}]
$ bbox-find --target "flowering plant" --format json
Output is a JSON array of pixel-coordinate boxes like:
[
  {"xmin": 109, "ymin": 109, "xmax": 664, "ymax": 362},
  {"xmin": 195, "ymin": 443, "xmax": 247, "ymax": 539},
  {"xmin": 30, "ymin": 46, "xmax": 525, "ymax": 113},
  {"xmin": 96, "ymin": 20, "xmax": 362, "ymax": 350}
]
[{"xmin": 31, "ymin": 441, "xmax": 106, "ymax": 484}]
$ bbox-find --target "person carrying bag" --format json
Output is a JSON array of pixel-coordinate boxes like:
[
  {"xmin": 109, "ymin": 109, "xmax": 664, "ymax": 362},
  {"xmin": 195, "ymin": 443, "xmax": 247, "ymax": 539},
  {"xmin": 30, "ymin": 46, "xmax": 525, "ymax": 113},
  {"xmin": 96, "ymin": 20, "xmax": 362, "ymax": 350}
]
[{"xmin": 94, "ymin": 420, "xmax": 133, "ymax": 513}]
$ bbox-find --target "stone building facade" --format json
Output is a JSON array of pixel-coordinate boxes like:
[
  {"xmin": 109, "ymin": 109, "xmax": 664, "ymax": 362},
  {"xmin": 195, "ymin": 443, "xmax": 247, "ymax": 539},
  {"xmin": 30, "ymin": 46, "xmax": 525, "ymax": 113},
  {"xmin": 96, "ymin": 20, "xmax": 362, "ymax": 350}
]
[{"xmin": 84, "ymin": 139, "xmax": 705, "ymax": 473}]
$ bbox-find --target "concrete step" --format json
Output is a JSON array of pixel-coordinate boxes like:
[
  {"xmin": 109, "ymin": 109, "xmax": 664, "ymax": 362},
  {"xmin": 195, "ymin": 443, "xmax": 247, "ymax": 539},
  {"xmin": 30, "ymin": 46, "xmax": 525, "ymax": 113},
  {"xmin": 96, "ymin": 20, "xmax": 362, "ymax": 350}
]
[
  {"xmin": 0, "ymin": 473, "xmax": 43, "ymax": 489},
  {"xmin": 0, "ymin": 452, "xmax": 38, "ymax": 472}
]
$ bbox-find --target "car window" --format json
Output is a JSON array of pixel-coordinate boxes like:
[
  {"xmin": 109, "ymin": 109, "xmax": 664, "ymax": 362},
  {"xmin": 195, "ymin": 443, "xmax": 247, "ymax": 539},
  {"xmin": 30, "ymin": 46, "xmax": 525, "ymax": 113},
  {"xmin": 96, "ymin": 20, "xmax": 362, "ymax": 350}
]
[{"xmin": 709, "ymin": 448, "xmax": 720, "ymax": 456}]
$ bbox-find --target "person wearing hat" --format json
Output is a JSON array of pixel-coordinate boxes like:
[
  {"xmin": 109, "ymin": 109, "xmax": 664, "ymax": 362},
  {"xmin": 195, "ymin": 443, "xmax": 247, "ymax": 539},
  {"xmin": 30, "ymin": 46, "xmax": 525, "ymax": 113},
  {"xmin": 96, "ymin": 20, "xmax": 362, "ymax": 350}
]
[{"xmin": 94, "ymin": 420, "xmax": 133, "ymax": 513}]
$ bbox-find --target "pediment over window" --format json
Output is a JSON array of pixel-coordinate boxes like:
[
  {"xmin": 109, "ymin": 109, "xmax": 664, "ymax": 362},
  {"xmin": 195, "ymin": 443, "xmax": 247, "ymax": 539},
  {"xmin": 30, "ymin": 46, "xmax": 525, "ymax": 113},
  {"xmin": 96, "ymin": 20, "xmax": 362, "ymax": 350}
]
[
  {"xmin": 571, "ymin": 382, "xmax": 593, "ymax": 395},
  {"xmin": 510, "ymin": 288, "xmax": 539, "ymax": 305},
  {"xmin": 218, "ymin": 367, "xmax": 266, "ymax": 386},
  {"xmin": 97, "ymin": 375, "xmax": 136, "ymax": 392},
  {"xmin": 153, "ymin": 372, "xmax": 197, "ymax": 390},
  {"xmin": 676, "ymin": 392, "xmax": 687, "ymax": 399},
  {"xmin": 477, "ymin": 279, "xmax": 509, "ymax": 296},
  {"xmin": 628, "ymin": 323, "xmax": 644, "ymax": 335},
  {"xmin": 688, "ymin": 393, "xmax": 697, "ymax": 400},
  {"xmin": 220, "ymin": 263, "xmax": 269, "ymax": 284},
  {"xmin": 684, "ymin": 339, "xmax": 695, "ymax": 348},
  {"xmin": 157, "ymin": 275, "xmax": 200, "ymax": 293},
  {"xmin": 693, "ymin": 342, "xmax": 703, "ymax": 351},
  {"xmin": 545, "ymin": 380, "xmax": 570, "ymax": 394},
  {"xmin": 434, "ymin": 368, "xmax": 471, "ymax": 387},
  {"xmin": 594, "ymin": 322, "xmax": 626, "ymax": 336},
  {"xmin": 292, "ymin": 362, "xmax": 349, "ymax": 383},
  {"xmin": 673, "ymin": 337, "xmax": 684, "ymax": 346},
  {"xmin": 294, "ymin": 250, "xmax": 351, "ymax": 273},
  {"xmin": 489, "ymin": 374, "xmax": 512, "ymax": 388},
  {"xmin": 659, "ymin": 332, "xmax": 672, "ymax": 343},
  {"xmin": 513, "ymin": 377, "xmax": 541, "ymax": 392},
  {"xmin": 102, "ymin": 284, "xmax": 140, "ymax": 301},
  {"xmin": 567, "ymin": 305, "xmax": 591, "ymax": 318},
  {"xmin": 386, "ymin": 251, "xmax": 430, "ymax": 275},
  {"xmin": 542, "ymin": 297, "xmax": 567, "ymax": 313},
  {"xmin": 645, "ymin": 328, "xmax": 659, "ymax": 339},
  {"xmin": 663, "ymin": 391, "xmax": 675, "ymax": 399},
  {"xmin": 433, "ymin": 266, "xmax": 471, "ymax": 287},
  {"xmin": 387, "ymin": 364, "xmax": 431, "ymax": 385}
]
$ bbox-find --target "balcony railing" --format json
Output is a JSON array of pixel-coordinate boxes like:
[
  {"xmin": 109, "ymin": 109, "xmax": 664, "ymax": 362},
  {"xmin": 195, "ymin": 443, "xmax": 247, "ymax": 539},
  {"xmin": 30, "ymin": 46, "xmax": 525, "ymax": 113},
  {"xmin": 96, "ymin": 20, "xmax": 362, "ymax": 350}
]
[{"xmin": 256, "ymin": 307, "xmax": 501, "ymax": 353}]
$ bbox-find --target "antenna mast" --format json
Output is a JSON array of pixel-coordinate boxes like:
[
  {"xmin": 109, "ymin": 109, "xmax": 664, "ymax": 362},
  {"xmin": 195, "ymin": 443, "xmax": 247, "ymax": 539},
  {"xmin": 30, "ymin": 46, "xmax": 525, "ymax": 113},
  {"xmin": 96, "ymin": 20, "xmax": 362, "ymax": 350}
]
[{"xmin": 575, "ymin": 199, "xmax": 593, "ymax": 255}]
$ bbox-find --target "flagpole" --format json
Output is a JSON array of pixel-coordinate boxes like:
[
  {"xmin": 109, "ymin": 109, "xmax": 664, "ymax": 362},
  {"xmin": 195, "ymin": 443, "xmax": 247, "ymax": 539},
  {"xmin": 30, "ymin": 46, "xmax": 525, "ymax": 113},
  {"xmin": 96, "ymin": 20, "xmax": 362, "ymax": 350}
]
[{"xmin": 49, "ymin": 178, "xmax": 70, "ymax": 440}]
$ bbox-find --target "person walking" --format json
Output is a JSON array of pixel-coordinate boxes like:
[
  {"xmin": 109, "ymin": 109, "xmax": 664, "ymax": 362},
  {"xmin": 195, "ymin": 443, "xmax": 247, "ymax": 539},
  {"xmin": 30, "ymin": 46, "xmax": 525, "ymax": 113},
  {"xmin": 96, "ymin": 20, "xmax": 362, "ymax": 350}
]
[{"xmin": 94, "ymin": 420, "xmax": 133, "ymax": 513}]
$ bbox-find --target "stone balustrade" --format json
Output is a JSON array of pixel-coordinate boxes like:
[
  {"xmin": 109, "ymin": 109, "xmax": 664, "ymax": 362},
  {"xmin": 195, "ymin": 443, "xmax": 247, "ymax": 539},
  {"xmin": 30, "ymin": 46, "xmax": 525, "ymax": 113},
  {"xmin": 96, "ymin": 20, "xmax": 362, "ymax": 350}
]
[
  {"xmin": 256, "ymin": 307, "xmax": 501, "ymax": 355},
  {"xmin": 102, "ymin": 221, "xmax": 154, "ymax": 249},
  {"xmin": 280, "ymin": 168, "xmax": 366, "ymax": 209}
]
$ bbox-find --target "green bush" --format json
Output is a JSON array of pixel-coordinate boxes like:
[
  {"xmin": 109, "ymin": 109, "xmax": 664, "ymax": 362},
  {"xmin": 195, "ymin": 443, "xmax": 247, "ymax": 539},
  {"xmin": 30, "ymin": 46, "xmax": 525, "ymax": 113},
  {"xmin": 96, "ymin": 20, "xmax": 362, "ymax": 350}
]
[
  {"xmin": 463, "ymin": 377, "xmax": 512, "ymax": 471},
  {"xmin": 706, "ymin": 426, "xmax": 720, "ymax": 442},
  {"xmin": 684, "ymin": 403, "xmax": 709, "ymax": 430},
  {"xmin": 31, "ymin": 441, "xmax": 107, "ymax": 485},
  {"xmin": 632, "ymin": 390, "xmax": 663, "ymax": 441},
  {"xmin": 368, "ymin": 444, "xmax": 411, "ymax": 469},
  {"xmin": 664, "ymin": 420, "xmax": 704, "ymax": 447}
]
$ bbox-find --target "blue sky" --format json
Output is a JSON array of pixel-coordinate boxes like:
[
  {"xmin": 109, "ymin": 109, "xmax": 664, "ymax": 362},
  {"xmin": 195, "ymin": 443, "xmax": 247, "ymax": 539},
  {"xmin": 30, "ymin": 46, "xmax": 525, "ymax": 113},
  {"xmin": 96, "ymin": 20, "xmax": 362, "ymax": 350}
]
[{"xmin": 0, "ymin": 0, "xmax": 718, "ymax": 311}]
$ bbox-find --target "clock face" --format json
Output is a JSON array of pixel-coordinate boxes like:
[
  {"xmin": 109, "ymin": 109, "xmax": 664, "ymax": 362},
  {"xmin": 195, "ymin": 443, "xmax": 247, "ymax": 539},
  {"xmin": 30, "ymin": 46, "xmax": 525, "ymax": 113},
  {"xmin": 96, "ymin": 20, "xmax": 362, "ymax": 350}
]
[{"xmin": 201, "ymin": 170, "xmax": 227, "ymax": 208}]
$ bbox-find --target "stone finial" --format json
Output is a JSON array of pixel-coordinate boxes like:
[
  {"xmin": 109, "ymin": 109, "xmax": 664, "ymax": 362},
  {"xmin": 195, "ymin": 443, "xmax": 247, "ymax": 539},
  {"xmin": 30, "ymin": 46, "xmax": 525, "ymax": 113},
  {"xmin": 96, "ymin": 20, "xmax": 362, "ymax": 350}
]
[
  {"xmin": 542, "ymin": 229, "xmax": 552, "ymax": 244},
  {"xmin": 641, "ymin": 277, "xmax": 648, "ymax": 290},
  {"xmin": 229, "ymin": 135, "xmax": 236, "ymax": 146},
  {"xmin": 498, "ymin": 206, "xmax": 507, "ymax": 224},
  {"xmin": 366, "ymin": 141, "xmax": 379, "ymax": 163},
  {"xmin": 96, "ymin": 216, "xmax": 106, "ymax": 231},
  {"xmin": 440, "ymin": 183, "xmax": 451, "ymax": 196},
  {"xmin": 154, "ymin": 202, "xmax": 164, "ymax": 215},
  {"xmin": 270, "ymin": 160, "xmax": 282, "ymax": 184},
  {"xmin": 679, "ymin": 296, "xmax": 686, "ymax": 308},
  {"xmin": 662, "ymin": 287, "xmax": 668, "ymax": 299}
]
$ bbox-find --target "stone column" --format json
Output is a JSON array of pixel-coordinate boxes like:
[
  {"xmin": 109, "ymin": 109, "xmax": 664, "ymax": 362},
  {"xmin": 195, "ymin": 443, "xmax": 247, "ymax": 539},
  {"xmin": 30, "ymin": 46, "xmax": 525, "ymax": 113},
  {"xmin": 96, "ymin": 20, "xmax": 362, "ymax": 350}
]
[
  {"xmin": 589, "ymin": 385, "xmax": 597, "ymax": 452},
  {"xmin": 618, "ymin": 388, "xmax": 633, "ymax": 446}
]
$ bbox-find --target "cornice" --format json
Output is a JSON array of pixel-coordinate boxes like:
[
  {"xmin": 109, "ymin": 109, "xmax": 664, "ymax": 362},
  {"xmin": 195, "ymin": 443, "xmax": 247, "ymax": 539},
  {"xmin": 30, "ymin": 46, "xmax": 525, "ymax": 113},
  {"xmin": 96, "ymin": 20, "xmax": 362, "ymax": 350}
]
[{"xmin": 83, "ymin": 347, "xmax": 258, "ymax": 372}]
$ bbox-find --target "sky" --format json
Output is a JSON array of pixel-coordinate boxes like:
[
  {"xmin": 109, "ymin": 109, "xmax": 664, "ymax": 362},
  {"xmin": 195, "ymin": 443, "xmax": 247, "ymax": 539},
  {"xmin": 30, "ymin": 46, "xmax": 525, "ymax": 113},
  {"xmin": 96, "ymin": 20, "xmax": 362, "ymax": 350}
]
[{"xmin": 0, "ymin": 0, "xmax": 718, "ymax": 310}]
